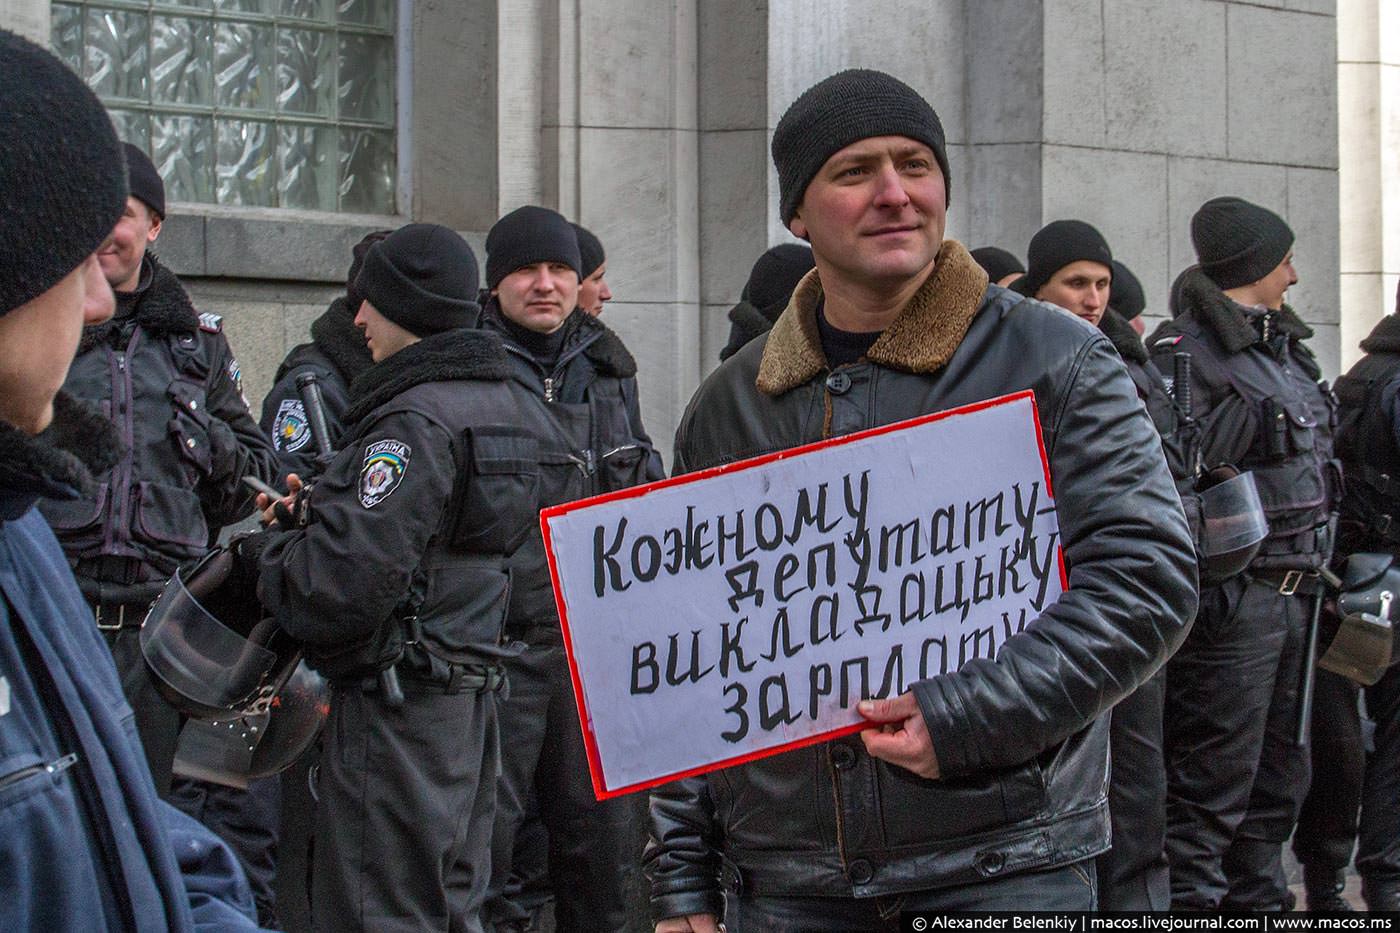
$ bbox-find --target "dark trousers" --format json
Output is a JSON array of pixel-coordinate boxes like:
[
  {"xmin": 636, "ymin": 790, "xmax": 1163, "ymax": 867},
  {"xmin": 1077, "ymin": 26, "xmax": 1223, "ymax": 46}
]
[
  {"xmin": 170, "ymin": 775, "xmax": 282, "ymax": 927},
  {"xmin": 312, "ymin": 683, "xmax": 499, "ymax": 933},
  {"xmin": 727, "ymin": 862, "xmax": 1096, "ymax": 932},
  {"xmin": 1096, "ymin": 669, "xmax": 1170, "ymax": 910},
  {"xmin": 1292, "ymin": 668, "xmax": 1364, "ymax": 874},
  {"xmin": 1358, "ymin": 664, "xmax": 1400, "ymax": 888},
  {"xmin": 485, "ymin": 642, "xmax": 644, "ymax": 932},
  {"xmin": 105, "ymin": 622, "xmax": 183, "ymax": 798},
  {"xmin": 1164, "ymin": 575, "xmax": 1312, "ymax": 909}
]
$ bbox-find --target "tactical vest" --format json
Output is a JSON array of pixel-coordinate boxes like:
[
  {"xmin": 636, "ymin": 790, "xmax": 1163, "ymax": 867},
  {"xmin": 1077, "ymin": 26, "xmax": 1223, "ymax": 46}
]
[{"xmin": 1334, "ymin": 350, "xmax": 1400, "ymax": 551}]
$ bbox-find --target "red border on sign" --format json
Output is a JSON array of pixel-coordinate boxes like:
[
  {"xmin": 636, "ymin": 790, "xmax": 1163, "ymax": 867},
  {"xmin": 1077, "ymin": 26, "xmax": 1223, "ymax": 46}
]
[{"xmin": 540, "ymin": 389, "xmax": 1061, "ymax": 800}]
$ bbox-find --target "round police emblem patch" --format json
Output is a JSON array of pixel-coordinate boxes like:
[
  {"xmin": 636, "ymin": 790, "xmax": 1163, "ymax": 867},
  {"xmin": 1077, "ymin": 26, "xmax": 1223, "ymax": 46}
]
[
  {"xmin": 273, "ymin": 398, "xmax": 311, "ymax": 452},
  {"xmin": 359, "ymin": 439, "xmax": 411, "ymax": 508}
]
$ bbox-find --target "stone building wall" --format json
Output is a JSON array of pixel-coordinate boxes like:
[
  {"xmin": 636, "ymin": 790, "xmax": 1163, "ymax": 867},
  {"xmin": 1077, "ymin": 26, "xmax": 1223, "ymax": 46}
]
[{"xmin": 4, "ymin": 0, "xmax": 1372, "ymax": 467}]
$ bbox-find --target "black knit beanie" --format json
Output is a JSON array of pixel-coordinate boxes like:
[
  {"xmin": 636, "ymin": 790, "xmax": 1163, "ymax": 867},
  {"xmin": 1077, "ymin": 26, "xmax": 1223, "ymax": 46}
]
[
  {"xmin": 344, "ymin": 229, "xmax": 392, "ymax": 311},
  {"xmin": 1108, "ymin": 260, "xmax": 1145, "ymax": 320},
  {"xmin": 1016, "ymin": 220, "xmax": 1114, "ymax": 297},
  {"xmin": 122, "ymin": 142, "xmax": 165, "ymax": 218},
  {"xmin": 571, "ymin": 223, "xmax": 606, "ymax": 278},
  {"xmin": 1191, "ymin": 196, "xmax": 1293, "ymax": 291},
  {"xmin": 970, "ymin": 247, "xmax": 1025, "ymax": 284},
  {"xmin": 353, "ymin": 223, "xmax": 480, "ymax": 337},
  {"xmin": 486, "ymin": 206, "xmax": 582, "ymax": 289},
  {"xmin": 743, "ymin": 243, "xmax": 815, "ymax": 314},
  {"xmin": 0, "ymin": 29, "xmax": 127, "ymax": 316},
  {"xmin": 771, "ymin": 69, "xmax": 950, "ymax": 225}
]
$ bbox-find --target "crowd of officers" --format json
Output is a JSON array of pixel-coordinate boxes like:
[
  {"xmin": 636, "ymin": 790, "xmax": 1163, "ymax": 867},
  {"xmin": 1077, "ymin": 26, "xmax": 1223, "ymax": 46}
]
[{"xmin": 4, "ymin": 32, "xmax": 1400, "ymax": 932}]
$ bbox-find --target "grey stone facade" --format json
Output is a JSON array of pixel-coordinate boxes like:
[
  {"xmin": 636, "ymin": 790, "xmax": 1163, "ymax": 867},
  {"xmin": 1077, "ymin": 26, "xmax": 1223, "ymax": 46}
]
[{"xmin": 7, "ymin": 0, "xmax": 1390, "ymax": 468}]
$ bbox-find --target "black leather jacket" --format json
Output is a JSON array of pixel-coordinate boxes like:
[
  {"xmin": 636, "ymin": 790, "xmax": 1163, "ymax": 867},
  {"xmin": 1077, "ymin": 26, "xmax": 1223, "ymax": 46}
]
[{"xmin": 645, "ymin": 242, "xmax": 1197, "ymax": 917}]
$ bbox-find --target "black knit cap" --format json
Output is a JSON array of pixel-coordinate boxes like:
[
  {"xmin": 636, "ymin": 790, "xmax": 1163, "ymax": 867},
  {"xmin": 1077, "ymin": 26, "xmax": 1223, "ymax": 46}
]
[
  {"xmin": 771, "ymin": 69, "xmax": 950, "ymax": 225},
  {"xmin": 743, "ymin": 243, "xmax": 815, "ymax": 313},
  {"xmin": 1016, "ymin": 220, "xmax": 1114, "ymax": 297},
  {"xmin": 1, "ymin": 29, "xmax": 127, "ymax": 315},
  {"xmin": 353, "ymin": 223, "xmax": 480, "ymax": 337},
  {"xmin": 122, "ymin": 142, "xmax": 165, "ymax": 218},
  {"xmin": 344, "ymin": 229, "xmax": 392, "ymax": 311},
  {"xmin": 571, "ymin": 223, "xmax": 606, "ymax": 278},
  {"xmin": 486, "ymin": 206, "xmax": 582, "ymax": 289},
  {"xmin": 1191, "ymin": 196, "xmax": 1294, "ymax": 291},
  {"xmin": 970, "ymin": 246, "xmax": 1025, "ymax": 284},
  {"xmin": 1108, "ymin": 260, "xmax": 1145, "ymax": 320}
]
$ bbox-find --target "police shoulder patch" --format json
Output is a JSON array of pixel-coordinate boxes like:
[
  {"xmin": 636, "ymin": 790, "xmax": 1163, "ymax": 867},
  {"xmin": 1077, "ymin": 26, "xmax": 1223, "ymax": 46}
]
[
  {"xmin": 360, "ymin": 439, "xmax": 411, "ymax": 508},
  {"xmin": 273, "ymin": 398, "xmax": 311, "ymax": 452},
  {"xmin": 198, "ymin": 312, "xmax": 223, "ymax": 333}
]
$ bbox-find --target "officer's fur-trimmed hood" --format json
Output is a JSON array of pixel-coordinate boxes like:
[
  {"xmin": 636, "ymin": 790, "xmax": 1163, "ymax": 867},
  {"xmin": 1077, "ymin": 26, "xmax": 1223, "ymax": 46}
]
[
  {"xmin": 344, "ymin": 327, "xmax": 510, "ymax": 425},
  {"xmin": 575, "ymin": 312, "xmax": 638, "ymax": 378},
  {"xmin": 1174, "ymin": 265, "xmax": 1311, "ymax": 355},
  {"xmin": 308, "ymin": 296, "xmax": 374, "ymax": 384},
  {"xmin": 78, "ymin": 253, "xmax": 199, "ymax": 353},
  {"xmin": 1098, "ymin": 307, "xmax": 1149, "ymax": 365},
  {"xmin": 756, "ymin": 239, "xmax": 989, "ymax": 395},
  {"xmin": 0, "ymin": 392, "xmax": 122, "ymax": 515}
]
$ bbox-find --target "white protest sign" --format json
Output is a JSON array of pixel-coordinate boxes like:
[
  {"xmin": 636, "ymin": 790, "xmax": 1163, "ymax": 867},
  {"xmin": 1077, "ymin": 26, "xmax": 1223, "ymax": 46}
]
[{"xmin": 541, "ymin": 390, "xmax": 1064, "ymax": 799}]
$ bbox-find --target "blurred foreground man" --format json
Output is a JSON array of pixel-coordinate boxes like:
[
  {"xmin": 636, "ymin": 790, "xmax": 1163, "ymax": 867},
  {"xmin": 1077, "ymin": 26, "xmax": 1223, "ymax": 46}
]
[
  {"xmin": 1151, "ymin": 197, "xmax": 1339, "ymax": 910},
  {"xmin": 0, "ymin": 28, "xmax": 258, "ymax": 931},
  {"xmin": 647, "ymin": 69, "xmax": 1197, "ymax": 932}
]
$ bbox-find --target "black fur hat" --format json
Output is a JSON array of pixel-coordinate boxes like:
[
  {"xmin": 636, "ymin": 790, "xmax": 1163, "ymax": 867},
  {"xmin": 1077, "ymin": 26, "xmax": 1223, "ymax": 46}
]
[{"xmin": 0, "ymin": 29, "xmax": 127, "ymax": 315}]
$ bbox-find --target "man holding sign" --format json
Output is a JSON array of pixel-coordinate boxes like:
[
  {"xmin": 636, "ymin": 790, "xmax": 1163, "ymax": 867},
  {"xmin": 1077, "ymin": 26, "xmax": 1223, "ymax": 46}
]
[{"xmin": 645, "ymin": 70, "xmax": 1198, "ymax": 929}]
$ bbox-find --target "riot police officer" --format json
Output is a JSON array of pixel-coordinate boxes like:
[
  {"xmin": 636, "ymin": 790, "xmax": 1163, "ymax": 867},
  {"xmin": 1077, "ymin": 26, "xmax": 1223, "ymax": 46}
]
[
  {"xmin": 1150, "ymin": 197, "xmax": 1340, "ymax": 910},
  {"xmin": 479, "ymin": 206, "xmax": 664, "ymax": 932},
  {"xmin": 250, "ymin": 223, "xmax": 535, "ymax": 932},
  {"xmin": 38, "ymin": 142, "xmax": 279, "ymax": 795},
  {"xmin": 1293, "ymin": 279, "xmax": 1400, "ymax": 911}
]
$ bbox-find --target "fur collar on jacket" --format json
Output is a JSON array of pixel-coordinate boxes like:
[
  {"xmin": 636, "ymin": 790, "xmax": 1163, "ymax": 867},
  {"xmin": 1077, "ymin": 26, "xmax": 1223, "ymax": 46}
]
[
  {"xmin": 77, "ymin": 253, "xmax": 199, "ymax": 353},
  {"xmin": 1175, "ymin": 265, "xmax": 1312, "ymax": 355},
  {"xmin": 1099, "ymin": 308, "xmax": 1149, "ymax": 364},
  {"xmin": 1360, "ymin": 314, "xmax": 1400, "ymax": 356},
  {"xmin": 343, "ymin": 327, "xmax": 509, "ymax": 425},
  {"xmin": 309, "ymin": 296, "xmax": 374, "ymax": 384},
  {"xmin": 0, "ymin": 393, "xmax": 122, "ymax": 517},
  {"xmin": 756, "ymin": 240, "xmax": 989, "ymax": 396}
]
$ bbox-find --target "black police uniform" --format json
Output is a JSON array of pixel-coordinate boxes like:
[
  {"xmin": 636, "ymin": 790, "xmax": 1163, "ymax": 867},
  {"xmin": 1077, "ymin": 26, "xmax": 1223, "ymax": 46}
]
[
  {"xmin": 256, "ymin": 326, "xmax": 535, "ymax": 933},
  {"xmin": 1149, "ymin": 266, "xmax": 1340, "ymax": 909},
  {"xmin": 479, "ymin": 304, "xmax": 664, "ymax": 932},
  {"xmin": 260, "ymin": 296, "xmax": 372, "ymax": 479},
  {"xmin": 1292, "ymin": 312, "xmax": 1400, "ymax": 908},
  {"xmin": 1096, "ymin": 307, "xmax": 1184, "ymax": 910},
  {"xmin": 38, "ymin": 252, "xmax": 279, "ymax": 794},
  {"xmin": 257, "ymin": 293, "xmax": 372, "ymax": 932}
]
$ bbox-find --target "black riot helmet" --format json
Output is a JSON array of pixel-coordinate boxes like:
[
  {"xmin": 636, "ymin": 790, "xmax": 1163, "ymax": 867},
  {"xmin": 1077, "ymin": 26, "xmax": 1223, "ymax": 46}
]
[
  {"xmin": 172, "ymin": 661, "xmax": 329, "ymax": 789},
  {"xmin": 140, "ymin": 546, "xmax": 303, "ymax": 722},
  {"xmin": 1195, "ymin": 466, "xmax": 1269, "ymax": 586}
]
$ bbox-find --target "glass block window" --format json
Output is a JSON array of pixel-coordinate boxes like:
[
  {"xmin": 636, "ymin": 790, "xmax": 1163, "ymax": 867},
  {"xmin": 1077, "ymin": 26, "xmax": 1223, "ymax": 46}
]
[{"xmin": 52, "ymin": 1, "xmax": 397, "ymax": 214}]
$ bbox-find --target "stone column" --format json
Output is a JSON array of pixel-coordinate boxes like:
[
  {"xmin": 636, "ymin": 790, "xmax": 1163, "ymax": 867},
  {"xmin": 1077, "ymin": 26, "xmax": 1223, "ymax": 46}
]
[
  {"xmin": 1338, "ymin": 0, "xmax": 1400, "ymax": 367},
  {"xmin": 1, "ymin": 0, "xmax": 47, "ymax": 43}
]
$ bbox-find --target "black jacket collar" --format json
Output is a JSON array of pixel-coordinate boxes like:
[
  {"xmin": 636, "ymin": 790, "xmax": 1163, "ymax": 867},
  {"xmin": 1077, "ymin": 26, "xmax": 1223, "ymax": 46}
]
[
  {"xmin": 308, "ymin": 296, "xmax": 374, "ymax": 384},
  {"xmin": 343, "ymin": 327, "xmax": 509, "ymax": 425},
  {"xmin": 1098, "ymin": 308, "xmax": 1148, "ymax": 364},
  {"xmin": 1176, "ymin": 265, "xmax": 1312, "ymax": 355},
  {"xmin": 481, "ymin": 303, "xmax": 638, "ymax": 379},
  {"xmin": 78, "ymin": 253, "xmax": 199, "ymax": 353},
  {"xmin": 1360, "ymin": 314, "xmax": 1400, "ymax": 355},
  {"xmin": 0, "ymin": 393, "xmax": 121, "ymax": 520}
]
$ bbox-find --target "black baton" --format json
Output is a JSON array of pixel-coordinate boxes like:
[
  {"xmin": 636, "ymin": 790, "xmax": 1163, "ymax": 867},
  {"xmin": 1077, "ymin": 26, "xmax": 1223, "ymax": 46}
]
[
  {"xmin": 1296, "ymin": 587, "xmax": 1325, "ymax": 746},
  {"xmin": 294, "ymin": 373, "xmax": 334, "ymax": 458},
  {"xmin": 1173, "ymin": 352, "xmax": 1192, "ymax": 420}
]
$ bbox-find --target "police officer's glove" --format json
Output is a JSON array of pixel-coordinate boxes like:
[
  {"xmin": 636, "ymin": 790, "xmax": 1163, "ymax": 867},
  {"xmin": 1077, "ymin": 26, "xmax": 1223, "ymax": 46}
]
[{"xmin": 228, "ymin": 530, "xmax": 274, "ymax": 594}]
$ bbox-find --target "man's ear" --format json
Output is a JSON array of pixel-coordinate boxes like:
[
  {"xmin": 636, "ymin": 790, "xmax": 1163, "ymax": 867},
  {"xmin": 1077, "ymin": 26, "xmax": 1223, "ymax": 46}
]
[
  {"xmin": 788, "ymin": 211, "xmax": 809, "ymax": 242},
  {"xmin": 147, "ymin": 212, "xmax": 163, "ymax": 244}
]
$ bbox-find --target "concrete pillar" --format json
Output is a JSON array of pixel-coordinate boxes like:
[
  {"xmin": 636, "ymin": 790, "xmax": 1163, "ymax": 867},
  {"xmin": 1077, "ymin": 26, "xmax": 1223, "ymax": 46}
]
[
  {"xmin": 1, "ymin": 0, "xmax": 47, "ymax": 43},
  {"xmin": 1338, "ymin": 0, "xmax": 1400, "ymax": 368}
]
